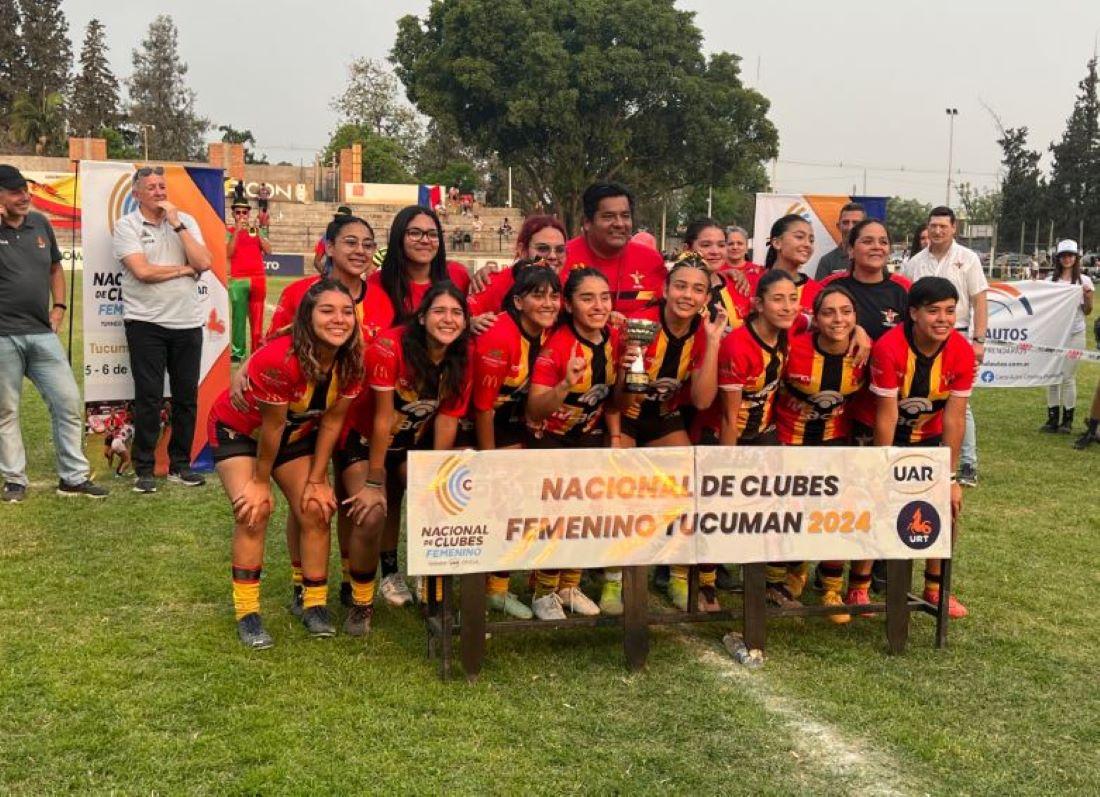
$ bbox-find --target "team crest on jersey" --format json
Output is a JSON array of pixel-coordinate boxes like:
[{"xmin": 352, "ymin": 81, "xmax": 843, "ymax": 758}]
[
  {"xmin": 897, "ymin": 396, "xmax": 934, "ymax": 426},
  {"xmin": 404, "ymin": 399, "xmax": 440, "ymax": 418},
  {"xmin": 881, "ymin": 308, "xmax": 899, "ymax": 327},
  {"xmin": 260, "ymin": 367, "xmax": 290, "ymax": 390},
  {"xmin": 629, "ymin": 270, "xmax": 645, "ymax": 288},
  {"xmin": 36, "ymin": 235, "xmax": 46, "ymax": 249},
  {"xmin": 808, "ymin": 390, "xmax": 844, "ymax": 412},
  {"xmin": 577, "ymin": 384, "xmax": 611, "ymax": 407},
  {"xmin": 648, "ymin": 376, "xmax": 682, "ymax": 400}
]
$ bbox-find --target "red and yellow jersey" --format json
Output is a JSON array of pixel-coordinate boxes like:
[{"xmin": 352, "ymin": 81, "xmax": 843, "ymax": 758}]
[
  {"xmin": 707, "ymin": 271, "xmax": 752, "ymax": 333},
  {"xmin": 717, "ymin": 322, "xmax": 788, "ymax": 439},
  {"xmin": 209, "ymin": 334, "xmax": 360, "ymax": 445},
  {"xmin": 866, "ymin": 325, "xmax": 974, "ymax": 444},
  {"xmin": 472, "ymin": 312, "xmax": 547, "ymax": 435},
  {"xmin": 617, "ymin": 304, "xmax": 707, "ymax": 422},
  {"xmin": 363, "ymin": 262, "xmax": 472, "ymax": 332},
  {"xmin": 225, "ymin": 224, "xmax": 266, "ymax": 279},
  {"xmin": 561, "ymin": 237, "xmax": 666, "ymax": 314},
  {"xmin": 775, "ymin": 333, "xmax": 866, "ymax": 444},
  {"xmin": 722, "ymin": 261, "xmax": 765, "ymax": 281},
  {"xmin": 265, "ymin": 275, "xmax": 370, "ymax": 342},
  {"xmin": 347, "ymin": 327, "xmax": 473, "ymax": 451},
  {"xmin": 789, "ymin": 272, "xmax": 822, "ymax": 335},
  {"xmin": 531, "ymin": 323, "xmax": 618, "ymax": 441}
]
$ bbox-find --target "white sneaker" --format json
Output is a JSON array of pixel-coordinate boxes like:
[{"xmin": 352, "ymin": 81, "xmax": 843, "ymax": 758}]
[
  {"xmin": 379, "ymin": 573, "xmax": 414, "ymax": 607},
  {"xmin": 531, "ymin": 592, "xmax": 567, "ymax": 621},
  {"xmin": 556, "ymin": 586, "xmax": 600, "ymax": 616}
]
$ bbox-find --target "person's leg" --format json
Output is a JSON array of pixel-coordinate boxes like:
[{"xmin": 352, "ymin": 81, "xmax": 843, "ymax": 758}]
[
  {"xmin": 1073, "ymin": 378, "xmax": 1100, "ymax": 449},
  {"xmin": 342, "ymin": 460, "xmax": 384, "ymax": 634},
  {"xmin": 960, "ymin": 404, "xmax": 977, "ymax": 469},
  {"xmin": 1059, "ymin": 330, "xmax": 1084, "ymax": 432},
  {"xmin": 124, "ymin": 321, "xmax": 167, "ymax": 479},
  {"xmin": 1042, "ymin": 382, "xmax": 1062, "ymax": 432},
  {"xmin": 0, "ymin": 336, "xmax": 28, "ymax": 487},
  {"xmin": 23, "ymin": 334, "xmax": 91, "ymax": 485},
  {"xmin": 273, "ymin": 456, "xmax": 334, "ymax": 636},
  {"xmin": 164, "ymin": 327, "xmax": 203, "ymax": 474},
  {"xmin": 228, "ymin": 278, "xmax": 250, "ymax": 360},
  {"xmin": 248, "ymin": 277, "xmax": 266, "ymax": 355}
]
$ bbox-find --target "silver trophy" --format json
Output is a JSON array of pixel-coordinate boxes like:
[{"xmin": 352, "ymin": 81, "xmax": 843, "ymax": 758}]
[{"xmin": 623, "ymin": 318, "xmax": 660, "ymax": 394}]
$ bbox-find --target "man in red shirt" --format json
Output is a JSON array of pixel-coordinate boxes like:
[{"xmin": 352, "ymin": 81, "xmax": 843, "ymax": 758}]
[
  {"xmin": 226, "ymin": 200, "xmax": 271, "ymax": 360},
  {"xmin": 562, "ymin": 182, "xmax": 667, "ymax": 320}
]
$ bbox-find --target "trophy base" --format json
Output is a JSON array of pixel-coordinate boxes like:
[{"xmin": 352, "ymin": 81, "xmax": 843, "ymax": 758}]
[{"xmin": 623, "ymin": 379, "xmax": 650, "ymax": 394}]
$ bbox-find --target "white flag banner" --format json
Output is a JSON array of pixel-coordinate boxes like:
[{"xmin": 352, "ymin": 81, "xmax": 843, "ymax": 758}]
[
  {"xmin": 977, "ymin": 281, "xmax": 1084, "ymax": 388},
  {"xmin": 406, "ymin": 446, "xmax": 951, "ymax": 575}
]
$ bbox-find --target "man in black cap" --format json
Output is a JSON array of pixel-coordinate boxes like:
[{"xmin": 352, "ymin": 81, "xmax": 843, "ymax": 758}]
[{"xmin": 0, "ymin": 165, "xmax": 108, "ymax": 501}]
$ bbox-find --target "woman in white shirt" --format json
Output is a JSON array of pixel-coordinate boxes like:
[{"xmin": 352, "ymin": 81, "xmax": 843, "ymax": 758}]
[{"xmin": 1041, "ymin": 239, "xmax": 1094, "ymax": 433}]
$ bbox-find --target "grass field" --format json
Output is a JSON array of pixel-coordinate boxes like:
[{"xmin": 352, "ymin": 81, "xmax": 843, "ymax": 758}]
[{"xmin": 1, "ymin": 276, "xmax": 1098, "ymax": 794}]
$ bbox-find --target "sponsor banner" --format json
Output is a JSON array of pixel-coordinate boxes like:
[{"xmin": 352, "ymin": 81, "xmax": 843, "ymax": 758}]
[
  {"xmin": 406, "ymin": 445, "xmax": 950, "ymax": 575},
  {"xmin": 977, "ymin": 281, "xmax": 1084, "ymax": 387},
  {"xmin": 752, "ymin": 193, "xmax": 887, "ymax": 275},
  {"xmin": 986, "ymin": 340, "xmax": 1100, "ymax": 364},
  {"xmin": 343, "ymin": 182, "xmax": 420, "ymax": 205},
  {"xmin": 26, "ymin": 170, "xmax": 80, "ymax": 230},
  {"xmin": 80, "ymin": 160, "xmax": 229, "ymax": 469},
  {"xmin": 264, "ymin": 252, "xmax": 305, "ymax": 277}
]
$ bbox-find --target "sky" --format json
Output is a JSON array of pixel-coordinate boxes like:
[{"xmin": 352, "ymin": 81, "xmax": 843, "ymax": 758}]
[{"xmin": 62, "ymin": 0, "xmax": 1100, "ymax": 206}]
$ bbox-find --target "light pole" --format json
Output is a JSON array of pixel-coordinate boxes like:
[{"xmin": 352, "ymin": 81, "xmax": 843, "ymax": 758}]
[
  {"xmin": 944, "ymin": 108, "xmax": 958, "ymax": 206},
  {"xmin": 139, "ymin": 123, "xmax": 155, "ymax": 162}
]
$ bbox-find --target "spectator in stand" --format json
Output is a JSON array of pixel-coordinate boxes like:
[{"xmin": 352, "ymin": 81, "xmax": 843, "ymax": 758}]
[
  {"xmin": 472, "ymin": 214, "xmax": 483, "ymax": 233},
  {"xmin": 256, "ymin": 182, "xmax": 272, "ymax": 213},
  {"xmin": 112, "ymin": 165, "xmax": 214, "ymax": 493},
  {"xmin": 313, "ymin": 205, "xmax": 353, "ymax": 273},
  {"xmin": 226, "ymin": 199, "xmax": 272, "ymax": 362},
  {"xmin": 256, "ymin": 206, "xmax": 270, "ymax": 231},
  {"xmin": 500, "ymin": 218, "xmax": 513, "ymax": 239},
  {"xmin": 460, "ymin": 193, "xmax": 474, "ymax": 216},
  {"xmin": 232, "ymin": 180, "xmax": 246, "ymax": 205},
  {"xmin": 448, "ymin": 185, "xmax": 460, "ymax": 208},
  {"xmin": 814, "ymin": 202, "xmax": 867, "ymax": 281}
]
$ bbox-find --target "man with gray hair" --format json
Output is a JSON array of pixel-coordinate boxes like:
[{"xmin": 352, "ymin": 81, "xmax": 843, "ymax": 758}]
[{"xmin": 112, "ymin": 166, "xmax": 213, "ymax": 494}]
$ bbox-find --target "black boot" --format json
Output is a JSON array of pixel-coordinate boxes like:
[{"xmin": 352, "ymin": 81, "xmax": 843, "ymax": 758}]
[
  {"xmin": 1040, "ymin": 406, "xmax": 1060, "ymax": 433},
  {"xmin": 1073, "ymin": 418, "xmax": 1099, "ymax": 450},
  {"xmin": 1059, "ymin": 408, "xmax": 1075, "ymax": 434}
]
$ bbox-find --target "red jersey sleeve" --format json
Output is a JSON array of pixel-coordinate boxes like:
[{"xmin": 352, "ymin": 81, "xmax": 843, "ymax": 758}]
[
  {"xmin": 440, "ymin": 354, "xmax": 474, "ymax": 418},
  {"xmin": 447, "ymin": 261, "xmax": 472, "ymax": 294},
  {"xmin": 532, "ymin": 329, "xmax": 570, "ymax": 388},
  {"xmin": 869, "ymin": 332, "xmax": 902, "ymax": 397},
  {"xmin": 717, "ymin": 329, "xmax": 743, "ymax": 390},
  {"xmin": 362, "ymin": 272, "xmax": 398, "ymax": 335},
  {"xmin": 690, "ymin": 323, "xmax": 709, "ymax": 370},
  {"xmin": 246, "ymin": 340, "xmax": 297, "ymax": 405},
  {"xmin": 366, "ymin": 330, "xmax": 402, "ymax": 391},
  {"xmin": 472, "ymin": 319, "xmax": 514, "ymax": 412},
  {"xmin": 266, "ymin": 276, "xmax": 317, "ymax": 340},
  {"xmin": 467, "ymin": 268, "xmax": 515, "ymax": 316},
  {"xmin": 945, "ymin": 333, "xmax": 975, "ymax": 396}
]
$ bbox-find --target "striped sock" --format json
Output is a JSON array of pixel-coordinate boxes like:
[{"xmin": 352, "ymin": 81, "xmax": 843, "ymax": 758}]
[
  {"xmin": 231, "ymin": 565, "xmax": 261, "ymax": 621},
  {"xmin": 302, "ymin": 576, "xmax": 327, "ymax": 609},
  {"xmin": 765, "ymin": 564, "xmax": 787, "ymax": 586},
  {"xmin": 818, "ymin": 562, "xmax": 845, "ymax": 593},
  {"xmin": 350, "ymin": 569, "xmax": 376, "ymax": 607},
  {"xmin": 487, "ymin": 573, "xmax": 510, "ymax": 596},
  {"xmin": 698, "ymin": 565, "xmax": 717, "ymax": 588},
  {"xmin": 534, "ymin": 570, "xmax": 560, "ymax": 597},
  {"xmin": 848, "ymin": 572, "xmax": 872, "ymax": 590},
  {"xmin": 670, "ymin": 564, "xmax": 690, "ymax": 582},
  {"xmin": 559, "ymin": 569, "xmax": 581, "ymax": 590},
  {"xmin": 290, "ymin": 560, "xmax": 303, "ymax": 588}
]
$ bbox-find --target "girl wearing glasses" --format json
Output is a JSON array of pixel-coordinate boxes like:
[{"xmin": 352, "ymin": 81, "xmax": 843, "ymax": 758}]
[{"xmin": 467, "ymin": 215, "xmax": 568, "ymax": 323}]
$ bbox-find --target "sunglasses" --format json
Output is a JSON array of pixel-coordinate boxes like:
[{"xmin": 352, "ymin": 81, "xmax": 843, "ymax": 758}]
[
  {"xmin": 132, "ymin": 166, "xmax": 165, "ymax": 184},
  {"xmin": 531, "ymin": 244, "xmax": 567, "ymax": 257}
]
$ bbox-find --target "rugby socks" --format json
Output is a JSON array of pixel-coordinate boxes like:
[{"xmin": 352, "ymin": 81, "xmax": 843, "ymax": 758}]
[
  {"xmin": 232, "ymin": 565, "xmax": 262, "ymax": 621},
  {"xmin": 923, "ymin": 569, "xmax": 941, "ymax": 591},
  {"xmin": 559, "ymin": 569, "xmax": 582, "ymax": 590},
  {"xmin": 765, "ymin": 563, "xmax": 787, "ymax": 587},
  {"xmin": 487, "ymin": 572, "xmax": 511, "ymax": 596},
  {"xmin": 817, "ymin": 563, "xmax": 845, "ymax": 594},
  {"xmin": 604, "ymin": 567, "xmax": 622, "ymax": 583},
  {"xmin": 380, "ymin": 549, "xmax": 399, "ymax": 578},
  {"xmin": 848, "ymin": 571, "xmax": 872, "ymax": 592},
  {"xmin": 290, "ymin": 560, "xmax": 303, "ymax": 589},
  {"xmin": 350, "ymin": 569, "xmax": 377, "ymax": 607},
  {"xmin": 534, "ymin": 570, "xmax": 560, "ymax": 597},
  {"xmin": 697, "ymin": 565, "xmax": 717, "ymax": 589},
  {"xmin": 302, "ymin": 575, "xmax": 328, "ymax": 610},
  {"xmin": 670, "ymin": 565, "xmax": 690, "ymax": 583}
]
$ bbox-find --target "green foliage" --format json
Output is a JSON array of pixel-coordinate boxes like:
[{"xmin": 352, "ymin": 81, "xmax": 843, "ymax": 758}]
[
  {"xmin": 955, "ymin": 181, "xmax": 1001, "ymax": 226},
  {"xmin": 420, "ymin": 160, "xmax": 479, "ymax": 192},
  {"xmin": 1047, "ymin": 57, "xmax": 1100, "ymax": 249},
  {"xmin": 16, "ymin": 0, "xmax": 71, "ymax": 107},
  {"xmin": 0, "ymin": 0, "xmax": 22, "ymax": 123},
  {"xmin": 885, "ymin": 196, "xmax": 932, "ymax": 246},
  {"xmin": 128, "ymin": 15, "xmax": 208, "ymax": 161},
  {"xmin": 101, "ymin": 125, "xmax": 140, "ymax": 160},
  {"xmin": 69, "ymin": 18, "xmax": 122, "ymax": 137},
  {"xmin": 330, "ymin": 56, "xmax": 422, "ymax": 161},
  {"xmin": 997, "ymin": 127, "xmax": 1047, "ymax": 252},
  {"xmin": 391, "ymin": 0, "xmax": 777, "ymax": 232},
  {"xmin": 218, "ymin": 124, "xmax": 268, "ymax": 164},
  {"xmin": 323, "ymin": 123, "xmax": 414, "ymax": 184},
  {"xmin": 415, "ymin": 119, "xmax": 485, "ymax": 192},
  {"xmin": 8, "ymin": 90, "xmax": 65, "ymax": 154}
]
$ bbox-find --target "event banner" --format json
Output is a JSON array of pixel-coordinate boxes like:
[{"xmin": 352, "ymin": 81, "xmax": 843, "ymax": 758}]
[
  {"xmin": 80, "ymin": 160, "xmax": 230, "ymax": 467},
  {"xmin": 977, "ymin": 281, "xmax": 1083, "ymax": 388},
  {"xmin": 751, "ymin": 193, "xmax": 887, "ymax": 274},
  {"xmin": 406, "ymin": 446, "xmax": 951, "ymax": 575}
]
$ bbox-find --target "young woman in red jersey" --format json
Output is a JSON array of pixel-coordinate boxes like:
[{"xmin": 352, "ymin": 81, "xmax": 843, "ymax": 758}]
[
  {"xmin": 526, "ymin": 266, "xmax": 620, "ymax": 619},
  {"xmin": 338, "ymin": 283, "xmax": 473, "ymax": 631},
  {"xmin": 467, "ymin": 215, "xmax": 568, "ymax": 325},
  {"xmin": 208, "ymin": 280, "xmax": 364, "ymax": 648},
  {"xmin": 363, "ymin": 205, "xmax": 471, "ymax": 335},
  {"xmin": 683, "ymin": 218, "xmax": 752, "ymax": 333},
  {"xmin": 870, "ymin": 276, "xmax": 972, "ymax": 618},
  {"xmin": 775, "ymin": 285, "xmax": 868, "ymax": 621},
  {"xmin": 615, "ymin": 253, "xmax": 725, "ymax": 612},
  {"xmin": 765, "ymin": 214, "xmax": 821, "ymax": 331},
  {"xmin": 472, "ymin": 264, "xmax": 562, "ymax": 619}
]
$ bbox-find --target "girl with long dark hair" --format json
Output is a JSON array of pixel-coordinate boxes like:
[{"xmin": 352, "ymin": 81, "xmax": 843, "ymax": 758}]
[{"xmin": 683, "ymin": 218, "xmax": 752, "ymax": 333}]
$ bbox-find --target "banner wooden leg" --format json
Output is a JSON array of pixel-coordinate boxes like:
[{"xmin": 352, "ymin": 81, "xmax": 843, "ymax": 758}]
[
  {"xmin": 439, "ymin": 577, "xmax": 454, "ymax": 680},
  {"xmin": 935, "ymin": 558, "xmax": 952, "ymax": 649},
  {"xmin": 460, "ymin": 573, "xmax": 487, "ymax": 681},
  {"xmin": 622, "ymin": 566, "xmax": 649, "ymax": 671},
  {"xmin": 886, "ymin": 560, "xmax": 911, "ymax": 654},
  {"xmin": 687, "ymin": 565, "xmax": 698, "ymax": 615},
  {"xmin": 742, "ymin": 562, "xmax": 766, "ymax": 652}
]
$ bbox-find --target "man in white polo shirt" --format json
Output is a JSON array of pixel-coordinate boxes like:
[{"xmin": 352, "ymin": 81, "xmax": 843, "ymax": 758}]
[
  {"xmin": 112, "ymin": 166, "xmax": 213, "ymax": 494},
  {"xmin": 903, "ymin": 205, "xmax": 988, "ymax": 486}
]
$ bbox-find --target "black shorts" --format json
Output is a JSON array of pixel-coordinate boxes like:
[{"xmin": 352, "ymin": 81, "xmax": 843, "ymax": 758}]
[
  {"xmin": 621, "ymin": 411, "xmax": 687, "ymax": 445},
  {"xmin": 524, "ymin": 430, "xmax": 605, "ymax": 450},
  {"xmin": 850, "ymin": 421, "xmax": 874, "ymax": 447},
  {"xmin": 334, "ymin": 428, "xmax": 409, "ymax": 474},
  {"xmin": 211, "ymin": 422, "xmax": 316, "ymax": 468},
  {"xmin": 493, "ymin": 420, "xmax": 527, "ymax": 449},
  {"xmin": 739, "ymin": 426, "xmax": 778, "ymax": 446}
]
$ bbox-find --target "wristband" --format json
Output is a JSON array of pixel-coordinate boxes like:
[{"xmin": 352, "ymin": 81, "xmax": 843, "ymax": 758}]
[{"xmin": 52, "ymin": 302, "xmax": 67, "ymax": 311}]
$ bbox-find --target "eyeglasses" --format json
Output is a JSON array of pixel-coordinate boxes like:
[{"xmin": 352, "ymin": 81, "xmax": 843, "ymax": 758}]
[
  {"xmin": 132, "ymin": 166, "xmax": 165, "ymax": 184},
  {"xmin": 405, "ymin": 227, "xmax": 440, "ymax": 242},
  {"xmin": 531, "ymin": 244, "xmax": 567, "ymax": 257},
  {"xmin": 232, "ymin": 210, "xmax": 250, "ymax": 216},
  {"xmin": 338, "ymin": 237, "xmax": 377, "ymax": 251}
]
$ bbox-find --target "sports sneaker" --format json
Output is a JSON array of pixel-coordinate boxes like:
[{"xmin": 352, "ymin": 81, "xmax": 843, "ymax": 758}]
[
  {"xmin": 487, "ymin": 591, "xmax": 534, "ymax": 619},
  {"xmin": 599, "ymin": 579, "xmax": 624, "ymax": 616},
  {"xmin": 765, "ymin": 584, "xmax": 803, "ymax": 610},
  {"xmin": 379, "ymin": 573, "xmax": 414, "ymax": 607},
  {"xmin": 844, "ymin": 586, "xmax": 875, "ymax": 619},
  {"xmin": 531, "ymin": 592, "xmax": 566, "ymax": 621},
  {"xmin": 785, "ymin": 566, "xmax": 809, "ymax": 599},
  {"xmin": 57, "ymin": 479, "xmax": 109, "ymax": 499},
  {"xmin": 339, "ymin": 581, "xmax": 354, "ymax": 608},
  {"xmin": 822, "ymin": 589, "xmax": 851, "ymax": 624},
  {"xmin": 132, "ymin": 475, "xmax": 157, "ymax": 494},
  {"xmin": 236, "ymin": 612, "xmax": 274, "ymax": 649},
  {"xmin": 922, "ymin": 587, "xmax": 968, "ymax": 619},
  {"xmin": 343, "ymin": 604, "xmax": 374, "ymax": 637},
  {"xmin": 667, "ymin": 576, "xmax": 689, "ymax": 611},
  {"xmin": 167, "ymin": 468, "xmax": 205, "ymax": 487},
  {"xmin": 288, "ymin": 585, "xmax": 303, "ymax": 618},
  {"xmin": 302, "ymin": 605, "xmax": 336, "ymax": 637},
  {"xmin": 2, "ymin": 482, "xmax": 26, "ymax": 503},
  {"xmin": 957, "ymin": 463, "xmax": 978, "ymax": 487},
  {"xmin": 698, "ymin": 584, "xmax": 722, "ymax": 613},
  {"xmin": 556, "ymin": 586, "xmax": 600, "ymax": 616}
]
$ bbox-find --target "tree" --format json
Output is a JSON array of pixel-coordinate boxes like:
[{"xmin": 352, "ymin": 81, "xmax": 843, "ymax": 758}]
[
  {"xmin": 218, "ymin": 124, "xmax": 268, "ymax": 164},
  {"xmin": 69, "ymin": 18, "xmax": 122, "ymax": 137},
  {"xmin": 1047, "ymin": 57, "xmax": 1100, "ymax": 249},
  {"xmin": 331, "ymin": 57, "xmax": 422, "ymax": 162},
  {"xmin": 955, "ymin": 182, "xmax": 1001, "ymax": 226},
  {"xmin": 885, "ymin": 196, "xmax": 932, "ymax": 245},
  {"xmin": 8, "ymin": 90, "xmax": 65, "ymax": 154},
  {"xmin": 17, "ymin": 0, "xmax": 71, "ymax": 104},
  {"xmin": 128, "ymin": 15, "xmax": 208, "ymax": 161},
  {"xmin": 323, "ymin": 123, "xmax": 414, "ymax": 183},
  {"xmin": 101, "ymin": 125, "xmax": 140, "ymax": 159},
  {"xmin": 997, "ymin": 126, "xmax": 1047, "ymax": 252},
  {"xmin": 0, "ymin": 0, "xmax": 22, "ymax": 126},
  {"xmin": 416, "ymin": 119, "xmax": 486, "ymax": 191},
  {"xmin": 391, "ymin": 0, "xmax": 778, "ymax": 232}
]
